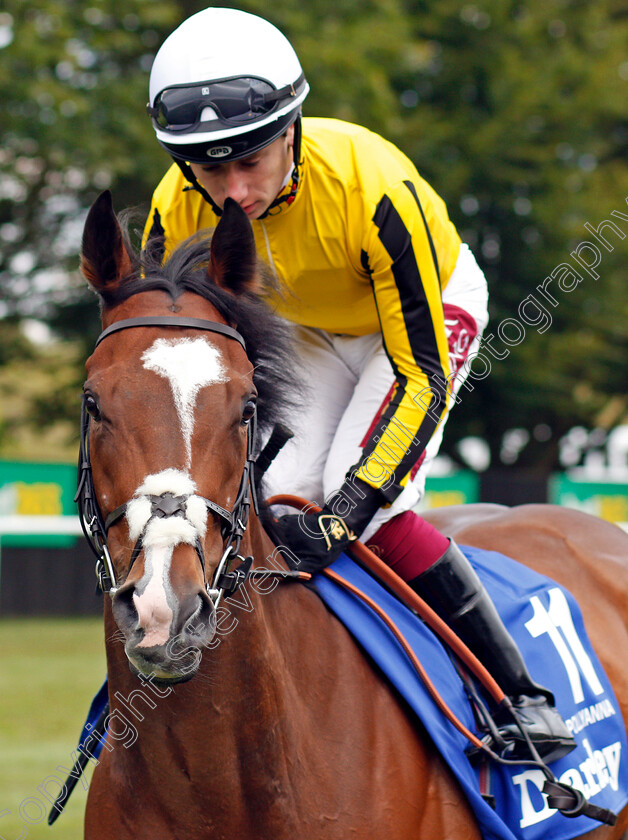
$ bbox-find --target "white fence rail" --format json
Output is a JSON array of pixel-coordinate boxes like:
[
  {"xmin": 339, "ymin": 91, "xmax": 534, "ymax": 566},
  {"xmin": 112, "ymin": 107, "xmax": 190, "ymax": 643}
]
[{"xmin": 0, "ymin": 515, "xmax": 83, "ymax": 537}]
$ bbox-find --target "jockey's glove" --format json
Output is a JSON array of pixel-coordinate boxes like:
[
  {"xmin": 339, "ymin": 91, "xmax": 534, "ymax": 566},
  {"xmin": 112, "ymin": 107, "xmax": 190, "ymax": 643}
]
[{"xmin": 275, "ymin": 477, "xmax": 384, "ymax": 574}]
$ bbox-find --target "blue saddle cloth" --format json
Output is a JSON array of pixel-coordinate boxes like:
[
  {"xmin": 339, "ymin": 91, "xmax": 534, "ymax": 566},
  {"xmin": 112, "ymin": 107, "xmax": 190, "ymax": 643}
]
[{"xmin": 312, "ymin": 547, "xmax": 628, "ymax": 840}]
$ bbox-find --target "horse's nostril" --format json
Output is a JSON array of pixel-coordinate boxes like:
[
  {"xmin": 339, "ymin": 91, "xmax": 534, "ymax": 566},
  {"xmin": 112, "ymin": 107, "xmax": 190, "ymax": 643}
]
[
  {"xmin": 111, "ymin": 585, "xmax": 139, "ymax": 633},
  {"xmin": 182, "ymin": 594, "xmax": 216, "ymax": 642}
]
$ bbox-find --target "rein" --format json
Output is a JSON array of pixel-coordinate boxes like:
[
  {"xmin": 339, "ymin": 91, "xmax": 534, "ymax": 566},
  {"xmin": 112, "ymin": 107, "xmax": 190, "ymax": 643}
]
[{"xmin": 76, "ymin": 316, "xmax": 259, "ymax": 605}]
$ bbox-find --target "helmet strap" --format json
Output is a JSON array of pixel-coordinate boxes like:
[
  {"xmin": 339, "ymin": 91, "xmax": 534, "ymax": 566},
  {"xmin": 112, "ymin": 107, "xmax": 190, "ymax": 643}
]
[
  {"xmin": 293, "ymin": 114, "xmax": 303, "ymax": 168},
  {"xmin": 176, "ymin": 160, "xmax": 223, "ymax": 216},
  {"xmin": 258, "ymin": 117, "xmax": 303, "ymax": 219}
]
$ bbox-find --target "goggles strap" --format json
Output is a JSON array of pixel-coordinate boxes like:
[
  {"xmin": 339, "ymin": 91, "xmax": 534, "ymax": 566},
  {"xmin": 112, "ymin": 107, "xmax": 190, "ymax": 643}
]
[{"xmin": 262, "ymin": 72, "xmax": 306, "ymax": 104}]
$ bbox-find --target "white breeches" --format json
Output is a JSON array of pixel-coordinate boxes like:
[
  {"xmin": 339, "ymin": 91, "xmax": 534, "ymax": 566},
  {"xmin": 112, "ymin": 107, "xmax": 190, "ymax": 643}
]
[{"xmin": 264, "ymin": 244, "xmax": 489, "ymax": 541}]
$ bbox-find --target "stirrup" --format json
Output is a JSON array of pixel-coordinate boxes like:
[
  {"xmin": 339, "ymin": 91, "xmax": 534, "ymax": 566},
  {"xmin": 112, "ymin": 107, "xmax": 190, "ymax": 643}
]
[
  {"xmin": 496, "ymin": 694, "xmax": 576, "ymax": 764},
  {"xmin": 468, "ymin": 694, "xmax": 577, "ymax": 765}
]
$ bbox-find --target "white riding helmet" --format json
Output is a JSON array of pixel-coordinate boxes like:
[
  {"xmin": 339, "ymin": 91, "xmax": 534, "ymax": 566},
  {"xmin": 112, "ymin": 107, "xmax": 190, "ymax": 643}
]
[{"xmin": 147, "ymin": 7, "xmax": 309, "ymax": 164}]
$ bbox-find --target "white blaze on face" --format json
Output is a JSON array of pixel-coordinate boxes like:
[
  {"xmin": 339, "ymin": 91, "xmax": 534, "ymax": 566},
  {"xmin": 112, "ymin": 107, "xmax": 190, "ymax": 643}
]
[
  {"xmin": 142, "ymin": 337, "xmax": 229, "ymax": 467},
  {"xmin": 126, "ymin": 469, "xmax": 210, "ymax": 649}
]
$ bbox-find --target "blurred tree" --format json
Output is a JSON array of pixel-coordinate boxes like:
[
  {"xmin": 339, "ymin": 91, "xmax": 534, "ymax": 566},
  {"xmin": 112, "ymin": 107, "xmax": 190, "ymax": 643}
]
[
  {"xmin": 0, "ymin": 0, "xmax": 626, "ymax": 471},
  {"xmin": 0, "ymin": 0, "xmax": 179, "ymax": 327},
  {"xmin": 0, "ymin": 0, "xmax": 180, "ymax": 458},
  {"xmin": 0, "ymin": 319, "xmax": 83, "ymax": 460},
  {"xmin": 388, "ymin": 0, "xmax": 628, "ymax": 471}
]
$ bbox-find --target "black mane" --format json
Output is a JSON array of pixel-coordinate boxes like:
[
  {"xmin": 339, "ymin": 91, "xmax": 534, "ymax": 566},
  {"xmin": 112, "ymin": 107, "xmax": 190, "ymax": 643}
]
[{"xmin": 98, "ymin": 227, "xmax": 300, "ymax": 450}]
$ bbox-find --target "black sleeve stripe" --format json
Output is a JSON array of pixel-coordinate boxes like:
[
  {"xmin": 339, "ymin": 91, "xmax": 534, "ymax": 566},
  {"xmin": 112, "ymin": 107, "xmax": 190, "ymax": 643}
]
[
  {"xmin": 356, "ymin": 192, "xmax": 448, "ymax": 497},
  {"xmin": 372, "ymin": 193, "xmax": 446, "ymax": 386},
  {"xmin": 404, "ymin": 180, "xmax": 440, "ymax": 284}
]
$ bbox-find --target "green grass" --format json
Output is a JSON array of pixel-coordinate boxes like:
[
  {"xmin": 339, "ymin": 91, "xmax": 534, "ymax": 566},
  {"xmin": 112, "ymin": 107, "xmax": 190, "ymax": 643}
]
[{"xmin": 0, "ymin": 617, "xmax": 106, "ymax": 840}]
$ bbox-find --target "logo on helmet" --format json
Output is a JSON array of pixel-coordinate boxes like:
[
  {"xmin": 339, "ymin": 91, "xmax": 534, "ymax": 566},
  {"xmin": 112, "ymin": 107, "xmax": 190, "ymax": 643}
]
[{"xmin": 207, "ymin": 146, "xmax": 232, "ymax": 159}]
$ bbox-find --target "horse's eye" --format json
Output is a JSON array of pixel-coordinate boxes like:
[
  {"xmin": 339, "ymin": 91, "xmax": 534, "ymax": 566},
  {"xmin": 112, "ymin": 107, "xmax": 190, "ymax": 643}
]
[
  {"xmin": 242, "ymin": 397, "xmax": 257, "ymax": 425},
  {"xmin": 85, "ymin": 394, "xmax": 102, "ymax": 421}
]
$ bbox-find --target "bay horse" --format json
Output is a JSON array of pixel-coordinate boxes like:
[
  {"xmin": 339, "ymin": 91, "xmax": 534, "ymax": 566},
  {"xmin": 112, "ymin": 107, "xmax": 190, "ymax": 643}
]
[{"xmin": 79, "ymin": 190, "xmax": 628, "ymax": 839}]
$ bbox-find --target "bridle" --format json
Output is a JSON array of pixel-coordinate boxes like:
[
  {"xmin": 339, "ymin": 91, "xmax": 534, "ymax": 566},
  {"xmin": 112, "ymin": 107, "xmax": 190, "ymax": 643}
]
[{"xmin": 75, "ymin": 316, "xmax": 259, "ymax": 606}]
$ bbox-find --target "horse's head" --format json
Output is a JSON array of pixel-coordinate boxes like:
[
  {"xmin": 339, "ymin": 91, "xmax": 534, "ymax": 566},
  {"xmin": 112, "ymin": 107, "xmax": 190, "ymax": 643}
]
[{"xmin": 79, "ymin": 191, "xmax": 292, "ymax": 683}]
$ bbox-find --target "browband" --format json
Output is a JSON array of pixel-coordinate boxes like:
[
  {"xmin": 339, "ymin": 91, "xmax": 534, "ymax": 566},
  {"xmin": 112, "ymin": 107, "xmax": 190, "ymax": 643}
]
[{"xmin": 95, "ymin": 316, "xmax": 246, "ymax": 351}]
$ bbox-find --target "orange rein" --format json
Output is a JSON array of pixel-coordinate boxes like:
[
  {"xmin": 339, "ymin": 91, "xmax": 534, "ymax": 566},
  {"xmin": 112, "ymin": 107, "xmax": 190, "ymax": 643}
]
[{"xmin": 267, "ymin": 493, "xmax": 510, "ymax": 753}]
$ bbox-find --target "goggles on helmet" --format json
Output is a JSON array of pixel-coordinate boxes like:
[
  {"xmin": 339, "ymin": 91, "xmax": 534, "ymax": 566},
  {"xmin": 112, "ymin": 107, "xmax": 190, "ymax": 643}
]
[{"xmin": 147, "ymin": 73, "xmax": 305, "ymax": 134}]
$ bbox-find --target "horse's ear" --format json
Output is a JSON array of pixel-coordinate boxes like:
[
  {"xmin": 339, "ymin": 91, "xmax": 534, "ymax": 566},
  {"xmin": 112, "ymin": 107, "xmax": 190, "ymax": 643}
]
[
  {"xmin": 81, "ymin": 190, "xmax": 134, "ymax": 292},
  {"xmin": 209, "ymin": 197, "xmax": 260, "ymax": 295}
]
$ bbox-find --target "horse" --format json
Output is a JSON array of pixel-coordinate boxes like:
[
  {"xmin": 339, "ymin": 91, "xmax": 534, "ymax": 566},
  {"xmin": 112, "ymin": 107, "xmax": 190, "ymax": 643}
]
[{"xmin": 78, "ymin": 190, "xmax": 628, "ymax": 839}]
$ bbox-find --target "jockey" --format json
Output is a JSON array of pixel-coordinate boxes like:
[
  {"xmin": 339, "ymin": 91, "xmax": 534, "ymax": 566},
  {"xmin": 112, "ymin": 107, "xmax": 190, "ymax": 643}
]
[{"xmin": 144, "ymin": 7, "xmax": 575, "ymax": 763}]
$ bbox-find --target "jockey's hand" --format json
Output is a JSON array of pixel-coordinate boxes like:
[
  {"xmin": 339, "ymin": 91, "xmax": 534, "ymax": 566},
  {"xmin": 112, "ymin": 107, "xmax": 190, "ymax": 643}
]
[{"xmin": 274, "ymin": 508, "xmax": 356, "ymax": 574}]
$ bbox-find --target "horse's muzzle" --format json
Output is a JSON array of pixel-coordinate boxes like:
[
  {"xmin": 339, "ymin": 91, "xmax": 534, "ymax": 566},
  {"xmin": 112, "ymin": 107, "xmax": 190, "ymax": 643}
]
[{"xmin": 112, "ymin": 581, "xmax": 216, "ymax": 682}]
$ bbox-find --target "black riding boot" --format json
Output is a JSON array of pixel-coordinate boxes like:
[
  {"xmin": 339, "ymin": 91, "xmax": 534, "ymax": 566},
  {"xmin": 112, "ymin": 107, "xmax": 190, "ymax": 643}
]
[{"xmin": 409, "ymin": 539, "xmax": 576, "ymax": 764}]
